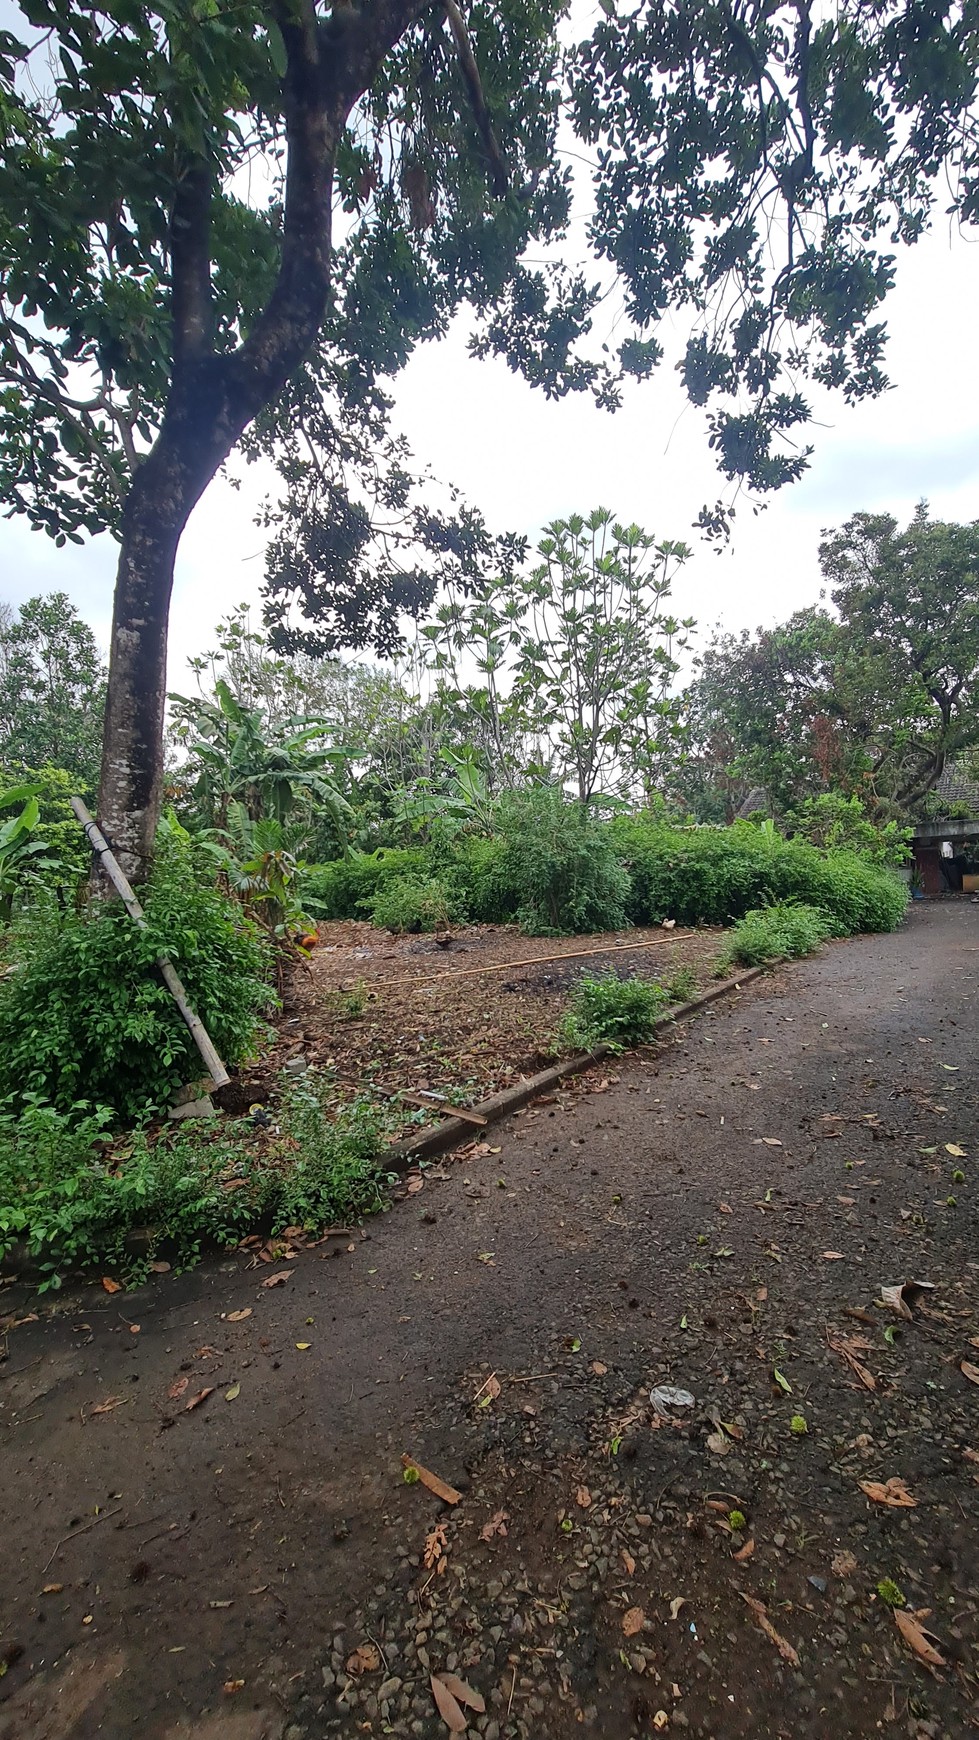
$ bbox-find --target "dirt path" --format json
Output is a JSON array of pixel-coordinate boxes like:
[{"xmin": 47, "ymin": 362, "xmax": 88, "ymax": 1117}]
[{"xmin": 1, "ymin": 901, "xmax": 978, "ymax": 1740}]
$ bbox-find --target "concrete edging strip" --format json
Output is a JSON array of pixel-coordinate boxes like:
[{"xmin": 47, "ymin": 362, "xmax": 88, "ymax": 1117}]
[{"xmin": 383, "ymin": 963, "xmax": 766, "ymax": 1172}]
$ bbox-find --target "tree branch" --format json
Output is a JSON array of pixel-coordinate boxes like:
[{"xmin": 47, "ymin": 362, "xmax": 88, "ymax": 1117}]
[
  {"xmin": 443, "ymin": 0, "xmax": 509, "ymax": 198},
  {"xmin": 170, "ymin": 154, "xmax": 214, "ymax": 366}
]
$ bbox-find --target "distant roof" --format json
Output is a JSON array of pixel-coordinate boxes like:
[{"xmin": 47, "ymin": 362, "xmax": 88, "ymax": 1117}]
[
  {"xmin": 931, "ymin": 758, "xmax": 979, "ymax": 815},
  {"xmin": 736, "ymin": 786, "xmax": 769, "ymax": 818}
]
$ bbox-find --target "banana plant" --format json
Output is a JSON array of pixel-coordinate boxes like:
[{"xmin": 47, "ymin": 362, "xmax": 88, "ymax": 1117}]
[
  {"xmin": 169, "ymin": 679, "xmax": 355, "ymax": 851},
  {"xmin": 197, "ymin": 805, "xmax": 316, "ymax": 954},
  {"xmin": 0, "ymin": 784, "xmax": 60, "ymax": 921}
]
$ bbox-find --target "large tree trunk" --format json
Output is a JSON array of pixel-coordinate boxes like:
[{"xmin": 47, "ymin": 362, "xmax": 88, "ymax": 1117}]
[
  {"xmin": 98, "ymin": 474, "xmax": 184, "ymax": 879},
  {"xmin": 95, "ymin": 1, "xmax": 438, "ymax": 876}
]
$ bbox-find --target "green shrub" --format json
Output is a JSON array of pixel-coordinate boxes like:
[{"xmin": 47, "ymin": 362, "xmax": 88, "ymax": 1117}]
[
  {"xmin": 365, "ymin": 874, "xmax": 465, "ymax": 933},
  {"xmin": 274, "ymin": 1081, "xmax": 388, "ymax": 1228},
  {"xmin": 487, "ymin": 789, "xmax": 632, "ymax": 935},
  {"xmin": 304, "ymin": 847, "xmax": 429, "ymax": 920},
  {"xmin": 612, "ymin": 817, "xmax": 907, "ymax": 936},
  {"xmin": 0, "ymin": 1086, "xmax": 389, "ymax": 1289},
  {"xmin": 558, "ymin": 970, "xmax": 669, "ymax": 1052},
  {"xmin": 719, "ymin": 902, "xmax": 833, "ymax": 969},
  {"xmin": 0, "ymin": 840, "xmax": 272, "ymax": 1120}
]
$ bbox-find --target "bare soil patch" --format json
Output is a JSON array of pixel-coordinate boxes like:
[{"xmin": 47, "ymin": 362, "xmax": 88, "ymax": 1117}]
[{"xmin": 233, "ymin": 921, "xmax": 725, "ymax": 1127}]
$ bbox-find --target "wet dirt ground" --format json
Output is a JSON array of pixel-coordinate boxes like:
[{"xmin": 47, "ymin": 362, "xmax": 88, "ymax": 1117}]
[{"xmin": 1, "ymin": 900, "xmax": 977, "ymax": 1740}]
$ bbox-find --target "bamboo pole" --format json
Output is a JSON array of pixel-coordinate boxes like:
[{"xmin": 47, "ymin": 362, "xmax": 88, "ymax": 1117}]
[{"xmin": 71, "ymin": 797, "xmax": 230, "ymax": 1090}]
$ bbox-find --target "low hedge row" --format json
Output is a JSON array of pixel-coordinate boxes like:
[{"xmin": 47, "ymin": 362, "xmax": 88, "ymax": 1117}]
[{"xmin": 303, "ymin": 813, "xmax": 907, "ymax": 939}]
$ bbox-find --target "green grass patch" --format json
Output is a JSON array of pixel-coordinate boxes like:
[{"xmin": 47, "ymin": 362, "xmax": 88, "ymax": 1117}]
[{"xmin": 0, "ymin": 1082, "xmax": 391, "ymax": 1291}]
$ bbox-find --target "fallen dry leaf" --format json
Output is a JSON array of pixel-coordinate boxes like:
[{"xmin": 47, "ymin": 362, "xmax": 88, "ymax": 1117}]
[
  {"xmin": 753, "ymin": 1137, "xmax": 783, "ymax": 1147},
  {"xmin": 424, "ymin": 1523, "xmax": 448, "ymax": 1571},
  {"xmin": 226, "ymin": 1309, "xmax": 252, "ymax": 1322},
  {"xmin": 438, "ymin": 1675, "xmax": 485, "ymax": 1714},
  {"xmin": 621, "ymin": 1548, "xmax": 636, "ymax": 1576},
  {"xmin": 960, "ymin": 1360, "xmax": 979, "ymax": 1386},
  {"xmin": 40, "ymin": 1583, "xmax": 63, "ymax": 1594},
  {"xmin": 431, "ymin": 1674, "xmax": 467, "ymax": 1732},
  {"xmin": 706, "ymin": 1431, "xmax": 730, "ymax": 1455},
  {"xmin": 401, "ymin": 1455, "xmax": 461, "ymax": 1505},
  {"xmin": 260, "ymin": 1269, "xmax": 293, "ymax": 1288},
  {"xmin": 184, "ymin": 1387, "xmax": 215, "ymax": 1413},
  {"xmin": 223, "ymin": 1680, "xmax": 245, "ymax": 1695},
  {"xmin": 944, "ymin": 1143, "xmax": 967, "ymax": 1158},
  {"xmin": 622, "ymin": 1607, "xmax": 645, "ymax": 1637},
  {"xmin": 346, "ymin": 1643, "xmax": 381, "ymax": 1675},
  {"xmin": 89, "ymin": 1396, "xmax": 127, "ymax": 1416},
  {"xmin": 407, "ymin": 1175, "xmax": 425, "ymax": 1194},
  {"xmin": 732, "ymin": 1538, "xmax": 756, "ymax": 1562},
  {"xmin": 821, "ymin": 1251, "xmax": 845, "ymax": 1261},
  {"xmin": 576, "ymin": 1486, "xmax": 592, "ymax": 1509},
  {"xmin": 473, "ymin": 1373, "xmax": 501, "ymax": 1407},
  {"xmin": 101, "ymin": 1277, "xmax": 122, "ymax": 1294},
  {"xmin": 831, "ymin": 1550, "xmax": 858, "ymax": 1577},
  {"xmin": 224, "ymin": 1383, "xmax": 240, "ymax": 1401},
  {"xmin": 167, "ymin": 1376, "xmax": 189, "ymax": 1401},
  {"xmin": 894, "ymin": 1608, "xmax": 945, "ymax": 1669},
  {"xmin": 858, "ymin": 1477, "xmax": 917, "ymax": 1508},
  {"xmin": 880, "ymin": 1279, "xmax": 934, "ymax": 1320},
  {"xmin": 828, "ymin": 1332, "xmax": 876, "ymax": 1392},
  {"xmin": 479, "ymin": 1509, "xmax": 509, "ymax": 1541},
  {"xmin": 739, "ymin": 1593, "xmax": 800, "ymax": 1667},
  {"xmin": 591, "ymin": 1360, "xmax": 608, "ymax": 1376}
]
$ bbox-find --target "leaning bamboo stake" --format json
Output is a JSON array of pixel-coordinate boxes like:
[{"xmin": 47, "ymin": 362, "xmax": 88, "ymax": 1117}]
[{"xmin": 71, "ymin": 797, "xmax": 230, "ymax": 1090}]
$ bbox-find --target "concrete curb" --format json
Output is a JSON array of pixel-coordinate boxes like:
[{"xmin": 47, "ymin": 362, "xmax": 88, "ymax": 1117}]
[{"xmin": 383, "ymin": 963, "xmax": 766, "ymax": 1172}]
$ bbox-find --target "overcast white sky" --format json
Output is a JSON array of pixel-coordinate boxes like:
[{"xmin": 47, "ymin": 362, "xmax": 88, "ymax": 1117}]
[{"xmin": 1, "ymin": 25, "xmax": 977, "ymax": 687}]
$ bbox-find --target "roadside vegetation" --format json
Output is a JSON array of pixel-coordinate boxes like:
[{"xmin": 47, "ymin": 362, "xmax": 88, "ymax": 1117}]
[{"xmin": 7, "ymin": 502, "xmax": 966, "ymax": 1289}]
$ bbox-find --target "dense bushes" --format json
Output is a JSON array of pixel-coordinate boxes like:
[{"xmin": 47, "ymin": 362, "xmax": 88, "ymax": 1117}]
[
  {"xmin": 366, "ymin": 875, "xmax": 465, "ymax": 933},
  {"xmin": 611, "ymin": 817, "xmax": 907, "ymax": 934},
  {"xmin": 475, "ymin": 790, "xmax": 632, "ymax": 934},
  {"xmin": 0, "ymin": 1086, "xmax": 387, "ymax": 1289},
  {"xmin": 0, "ymin": 840, "xmax": 272, "ymax": 1120},
  {"xmin": 305, "ymin": 804, "xmax": 907, "ymax": 942},
  {"xmin": 304, "ymin": 847, "xmax": 429, "ymax": 920}
]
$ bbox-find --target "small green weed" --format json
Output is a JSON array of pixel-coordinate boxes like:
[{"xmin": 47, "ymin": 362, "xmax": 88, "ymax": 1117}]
[
  {"xmin": 728, "ymin": 1509, "xmax": 747, "ymax": 1531},
  {"xmin": 558, "ymin": 971, "xmax": 669, "ymax": 1053},
  {"xmin": 876, "ymin": 1578, "xmax": 905, "ymax": 1607},
  {"xmin": 665, "ymin": 965, "xmax": 698, "ymax": 1003},
  {"xmin": 719, "ymin": 901, "xmax": 833, "ymax": 970},
  {"xmin": 332, "ymin": 979, "xmax": 368, "ymax": 1019}
]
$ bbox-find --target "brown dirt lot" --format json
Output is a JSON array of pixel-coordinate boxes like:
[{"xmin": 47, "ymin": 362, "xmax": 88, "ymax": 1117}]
[
  {"xmin": 236, "ymin": 921, "xmax": 725, "ymax": 1127},
  {"xmin": 1, "ymin": 900, "xmax": 978, "ymax": 1740}
]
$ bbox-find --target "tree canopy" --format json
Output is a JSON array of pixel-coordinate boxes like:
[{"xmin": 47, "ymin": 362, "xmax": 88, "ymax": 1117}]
[
  {"xmin": 673, "ymin": 505, "xmax": 979, "ymax": 821},
  {"xmin": 1, "ymin": 0, "xmax": 977, "ymax": 865},
  {"xmin": 0, "ymin": 591, "xmax": 107, "ymax": 784}
]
